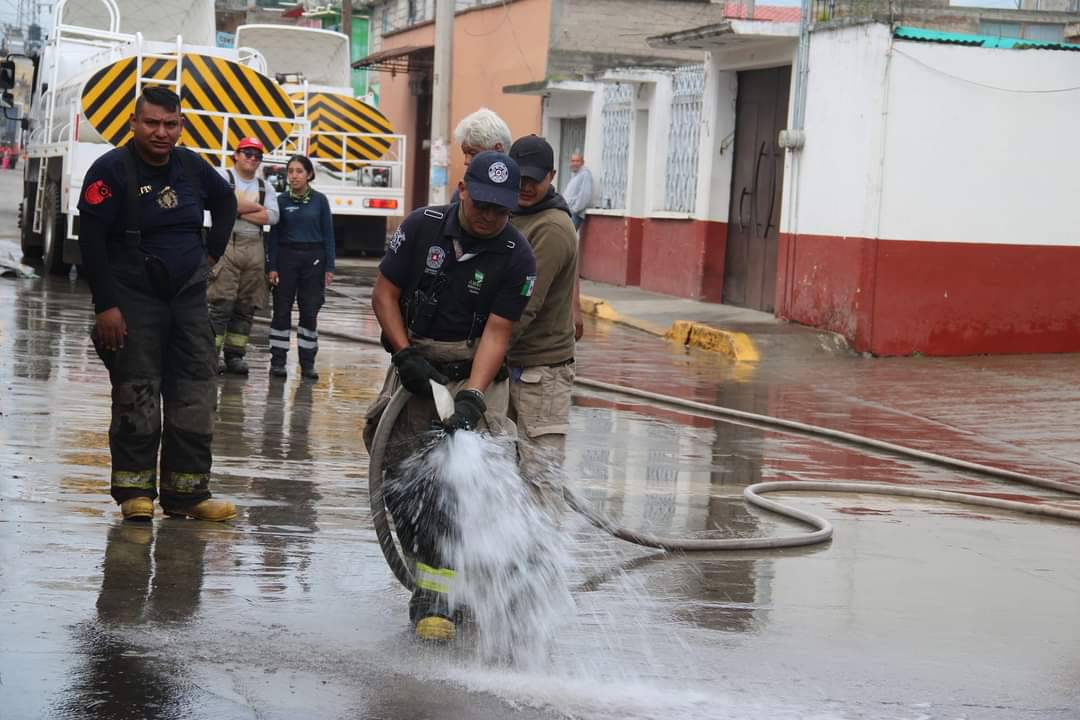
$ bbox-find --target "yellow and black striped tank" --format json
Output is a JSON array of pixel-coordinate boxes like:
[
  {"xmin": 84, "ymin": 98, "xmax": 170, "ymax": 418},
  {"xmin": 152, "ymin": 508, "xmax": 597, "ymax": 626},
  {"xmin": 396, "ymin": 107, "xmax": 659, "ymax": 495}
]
[
  {"xmin": 291, "ymin": 91, "xmax": 395, "ymax": 168},
  {"xmin": 80, "ymin": 53, "xmax": 296, "ymax": 164}
]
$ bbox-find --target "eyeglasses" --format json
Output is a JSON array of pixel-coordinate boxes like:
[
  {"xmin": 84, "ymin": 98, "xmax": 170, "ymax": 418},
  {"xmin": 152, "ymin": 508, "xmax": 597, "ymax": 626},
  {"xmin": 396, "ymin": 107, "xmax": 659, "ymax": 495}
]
[
  {"xmin": 472, "ymin": 200, "xmax": 511, "ymax": 216},
  {"xmin": 239, "ymin": 149, "xmax": 263, "ymax": 160}
]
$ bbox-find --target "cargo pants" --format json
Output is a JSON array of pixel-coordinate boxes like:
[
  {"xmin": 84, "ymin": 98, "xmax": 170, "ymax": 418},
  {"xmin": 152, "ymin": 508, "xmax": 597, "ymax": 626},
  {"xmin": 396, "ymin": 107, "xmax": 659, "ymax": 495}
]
[
  {"xmin": 508, "ymin": 361, "xmax": 575, "ymax": 516},
  {"xmin": 207, "ymin": 229, "xmax": 268, "ymax": 361},
  {"xmin": 92, "ymin": 260, "xmax": 217, "ymax": 510},
  {"xmin": 363, "ymin": 338, "xmax": 515, "ymax": 623}
]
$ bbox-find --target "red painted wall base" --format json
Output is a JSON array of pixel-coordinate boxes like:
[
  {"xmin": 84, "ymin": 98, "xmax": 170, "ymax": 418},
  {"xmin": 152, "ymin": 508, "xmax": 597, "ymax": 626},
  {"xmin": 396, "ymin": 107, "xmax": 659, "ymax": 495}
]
[
  {"xmin": 777, "ymin": 233, "xmax": 1080, "ymax": 356},
  {"xmin": 578, "ymin": 215, "xmax": 643, "ymax": 286},
  {"xmin": 639, "ymin": 218, "xmax": 728, "ymax": 302}
]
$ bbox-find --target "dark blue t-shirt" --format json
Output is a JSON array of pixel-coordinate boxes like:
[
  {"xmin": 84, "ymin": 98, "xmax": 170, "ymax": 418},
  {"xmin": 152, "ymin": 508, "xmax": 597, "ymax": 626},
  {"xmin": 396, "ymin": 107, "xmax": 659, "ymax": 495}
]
[
  {"xmin": 77, "ymin": 145, "xmax": 232, "ymax": 283},
  {"xmin": 379, "ymin": 203, "xmax": 536, "ymax": 341}
]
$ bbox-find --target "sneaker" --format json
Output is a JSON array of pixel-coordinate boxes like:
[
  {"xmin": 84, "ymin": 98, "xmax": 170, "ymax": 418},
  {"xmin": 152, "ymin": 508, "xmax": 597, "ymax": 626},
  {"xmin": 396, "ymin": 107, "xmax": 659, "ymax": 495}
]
[
  {"xmin": 120, "ymin": 496, "xmax": 155, "ymax": 521},
  {"xmin": 300, "ymin": 366, "xmax": 319, "ymax": 381},
  {"xmin": 270, "ymin": 364, "xmax": 287, "ymax": 378},
  {"xmin": 224, "ymin": 355, "xmax": 249, "ymax": 376},
  {"xmin": 415, "ymin": 615, "xmax": 455, "ymax": 642},
  {"xmin": 162, "ymin": 498, "xmax": 238, "ymax": 522}
]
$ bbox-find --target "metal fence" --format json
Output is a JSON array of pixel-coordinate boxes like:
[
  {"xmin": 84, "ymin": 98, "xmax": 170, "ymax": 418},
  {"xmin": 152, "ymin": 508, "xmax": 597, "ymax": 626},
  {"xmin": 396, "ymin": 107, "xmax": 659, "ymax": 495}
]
[
  {"xmin": 599, "ymin": 82, "xmax": 633, "ymax": 210},
  {"xmin": 664, "ymin": 64, "xmax": 705, "ymax": 213}
]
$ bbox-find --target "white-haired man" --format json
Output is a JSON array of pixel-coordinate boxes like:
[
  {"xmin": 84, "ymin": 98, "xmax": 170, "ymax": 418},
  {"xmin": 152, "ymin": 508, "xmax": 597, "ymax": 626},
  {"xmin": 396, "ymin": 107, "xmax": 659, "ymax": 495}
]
[{"xmin": 454, "ymin": 107, "xmax": 512, "ymax": 164}]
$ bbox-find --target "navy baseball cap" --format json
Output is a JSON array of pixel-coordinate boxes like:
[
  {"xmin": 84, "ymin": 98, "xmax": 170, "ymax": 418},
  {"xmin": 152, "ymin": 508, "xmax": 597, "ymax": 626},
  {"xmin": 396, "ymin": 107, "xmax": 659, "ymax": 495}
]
[
  {"xmin": 464, "ymin": 150, "xmax": 520, "ymax": 209},
  {"xmin": 509, "ymin": 134, "xmax": 554, "ymax": 181}
]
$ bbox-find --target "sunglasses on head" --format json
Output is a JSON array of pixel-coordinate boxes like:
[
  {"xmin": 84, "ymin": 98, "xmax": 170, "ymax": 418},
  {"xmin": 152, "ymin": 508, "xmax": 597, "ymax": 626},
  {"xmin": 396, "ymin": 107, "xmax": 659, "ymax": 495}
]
[{"xmin": 239, "ymin": 149, "xmax": 262, "ymax": 160}]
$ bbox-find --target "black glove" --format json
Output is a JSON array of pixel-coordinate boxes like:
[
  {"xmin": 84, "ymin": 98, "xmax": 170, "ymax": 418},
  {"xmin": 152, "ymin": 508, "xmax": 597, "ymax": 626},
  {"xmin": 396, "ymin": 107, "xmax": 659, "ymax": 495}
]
[
  {"xmin": 442, "ymin": 389, "xmax": 487, "ymax": 433},
  {"xmin": 391, "ymin": 346, "xmax": 448, "ymax": 396}
]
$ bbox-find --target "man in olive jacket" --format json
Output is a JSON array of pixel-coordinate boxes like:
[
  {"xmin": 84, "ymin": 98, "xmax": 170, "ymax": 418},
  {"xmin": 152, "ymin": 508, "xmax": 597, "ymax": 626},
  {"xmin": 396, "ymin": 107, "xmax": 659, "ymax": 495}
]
[{"xmin": 507, "ymin": 135, "xmax": 580, "ymax": 514}]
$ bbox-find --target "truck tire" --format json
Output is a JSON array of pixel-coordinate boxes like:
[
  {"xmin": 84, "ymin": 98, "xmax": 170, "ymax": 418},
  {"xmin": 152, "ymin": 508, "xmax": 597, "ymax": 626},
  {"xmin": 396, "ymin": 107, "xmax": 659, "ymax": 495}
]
[
  {"xmin": 41, "ymin": 183, "xmax": 71, "ymax": 276},
  {"xmin": 19, "ymin": 182, "xmax": 42, "ymax": 262}
]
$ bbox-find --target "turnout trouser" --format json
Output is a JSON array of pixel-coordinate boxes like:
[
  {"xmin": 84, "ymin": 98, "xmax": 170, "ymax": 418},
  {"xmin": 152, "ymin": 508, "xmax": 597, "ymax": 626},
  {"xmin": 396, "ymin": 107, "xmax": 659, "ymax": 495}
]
[
  {"xmin": 207, "ymin": 230, "xmax": 268, "ymax": 359},
  {"xmin": 91, "ymin": 261, "xmax": 217, "ymax": 509},
  {"xmin": 363, "ymin": 338, "xmax": 515, "ymax": 623},
  {"xmin": 270, "ymin": 245, "xmax": 325, "ymax": 370}
]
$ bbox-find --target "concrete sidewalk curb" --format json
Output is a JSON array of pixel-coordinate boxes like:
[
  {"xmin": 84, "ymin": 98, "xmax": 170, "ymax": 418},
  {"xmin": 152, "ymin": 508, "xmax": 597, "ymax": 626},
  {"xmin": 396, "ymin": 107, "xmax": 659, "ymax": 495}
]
[{"xmin": 579, "ymin": 294, "xmax": 759, "ymax": 362}]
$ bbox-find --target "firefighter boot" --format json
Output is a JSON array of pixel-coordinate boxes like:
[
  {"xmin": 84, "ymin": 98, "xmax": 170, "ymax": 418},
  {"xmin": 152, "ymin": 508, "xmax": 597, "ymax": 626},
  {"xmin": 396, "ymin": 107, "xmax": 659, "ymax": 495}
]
[
  {"xmin": 163, "ymin": 498, "xmax": 238, "ymax": 522},
  {"xmin": 120, "ymin": 496, "xmax": 155, "ymax": 522},
  {"xmin": 224, "ymin": 353, "xmax": 249, "ymax": 376}
]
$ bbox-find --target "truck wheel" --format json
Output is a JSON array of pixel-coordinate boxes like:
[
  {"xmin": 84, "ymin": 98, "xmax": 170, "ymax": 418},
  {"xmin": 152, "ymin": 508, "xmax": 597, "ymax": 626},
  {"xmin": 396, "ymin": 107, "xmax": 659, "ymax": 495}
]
[
  {"xmin": 41, "ymin": 183, "xmax": 71, "ymax": 276},
  {"xmin": 19, "ymin": 183, "xmax": 42, "ymax": 262}
]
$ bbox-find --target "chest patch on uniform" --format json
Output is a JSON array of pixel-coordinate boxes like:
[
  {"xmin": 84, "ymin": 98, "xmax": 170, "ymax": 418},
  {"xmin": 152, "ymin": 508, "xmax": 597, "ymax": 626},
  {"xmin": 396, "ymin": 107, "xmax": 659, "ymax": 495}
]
[
  {"xmin": 156, "ymin": 186, "xmax": 178, "ymax": 209},
  {"xmin": 426, "ymin": 245, "xmax": 447, "ymax": 272},
  {"xmin": 467, "ymin": 270, "xmax": 485, "ymax": 294}
]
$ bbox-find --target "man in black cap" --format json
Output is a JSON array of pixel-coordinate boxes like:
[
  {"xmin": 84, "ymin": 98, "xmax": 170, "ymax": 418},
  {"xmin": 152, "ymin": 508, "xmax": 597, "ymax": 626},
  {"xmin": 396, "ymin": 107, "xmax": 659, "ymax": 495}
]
[
  {"xmin": 506, "ymin": 135, "xmax": 580, "ymax": 516},
  {"xmin": 364, "ymin": 150, "xmax": 536, "ymax": 642}
]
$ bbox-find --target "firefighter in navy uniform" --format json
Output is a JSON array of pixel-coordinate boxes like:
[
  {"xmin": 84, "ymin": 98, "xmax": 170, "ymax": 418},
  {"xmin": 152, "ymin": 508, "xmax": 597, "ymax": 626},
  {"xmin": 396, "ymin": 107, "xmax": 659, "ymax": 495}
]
[
  {"xmin": 364, "ymin": 151, "xmax": 537, "ymax": 642},
  {"xmin": 77, "ymin": 87, "xmax": 239, "ymax": 522}
]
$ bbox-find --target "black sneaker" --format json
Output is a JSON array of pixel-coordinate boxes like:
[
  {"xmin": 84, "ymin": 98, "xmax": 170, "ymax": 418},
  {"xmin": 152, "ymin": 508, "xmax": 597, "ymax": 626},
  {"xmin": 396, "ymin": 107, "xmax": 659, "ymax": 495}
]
[
  {"xmin": 300, "ymin": 366, "xmax": 319, "ymax": 381},
  {"xmin": 270, "ymin": 365, "xmax": 287, "ymax": 378}
]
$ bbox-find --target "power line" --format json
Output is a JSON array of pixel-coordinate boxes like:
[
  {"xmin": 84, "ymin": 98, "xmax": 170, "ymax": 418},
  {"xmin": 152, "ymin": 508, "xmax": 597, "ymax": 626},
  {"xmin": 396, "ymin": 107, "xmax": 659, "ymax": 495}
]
[{"xmin": 894, "ymin": 47, "xmax": 1080, "ymax": 94}]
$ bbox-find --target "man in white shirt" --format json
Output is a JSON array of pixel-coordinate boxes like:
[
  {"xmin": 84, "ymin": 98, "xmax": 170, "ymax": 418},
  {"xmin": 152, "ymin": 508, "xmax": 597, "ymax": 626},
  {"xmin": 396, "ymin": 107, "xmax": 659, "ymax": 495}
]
[
  {"xmin": 208, "ymin": 137, "xmax": 280, "ymax": 375},
  {"xmin": 561, "ymin": 152, "xmax": 593, "ymax": 231}
]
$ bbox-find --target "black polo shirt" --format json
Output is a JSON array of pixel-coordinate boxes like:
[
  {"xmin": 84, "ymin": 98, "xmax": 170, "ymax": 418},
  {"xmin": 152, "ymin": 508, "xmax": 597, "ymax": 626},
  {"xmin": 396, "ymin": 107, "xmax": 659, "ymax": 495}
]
[{"xmin": 379, "ymin": 203, "xmax": 536, "ymax": 342}]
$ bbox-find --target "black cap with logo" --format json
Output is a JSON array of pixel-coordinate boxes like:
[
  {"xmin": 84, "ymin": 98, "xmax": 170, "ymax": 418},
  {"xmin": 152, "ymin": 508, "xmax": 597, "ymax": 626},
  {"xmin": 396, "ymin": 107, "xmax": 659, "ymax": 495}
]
[
  {"xmin": 509, "ymin": 134, "xmax": 555, "ymax": 181},
  {"xmin": 464, "ymin": 150, "xmax": 521, "ymax": 209}
]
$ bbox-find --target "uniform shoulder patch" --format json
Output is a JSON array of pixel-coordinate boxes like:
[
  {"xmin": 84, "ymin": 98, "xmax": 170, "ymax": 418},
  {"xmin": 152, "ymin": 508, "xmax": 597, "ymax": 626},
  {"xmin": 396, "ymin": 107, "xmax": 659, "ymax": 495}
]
[
  {"xmin": 388, "ymin": 226, "xmax": 405, "ymax": 253},
  {"xmin": 520, "ymin": 275, "xmax": 536, "ymax": 297},
  {"xmin": 83, "ymin": 179, "xmax": 112, "ymax": 206}
]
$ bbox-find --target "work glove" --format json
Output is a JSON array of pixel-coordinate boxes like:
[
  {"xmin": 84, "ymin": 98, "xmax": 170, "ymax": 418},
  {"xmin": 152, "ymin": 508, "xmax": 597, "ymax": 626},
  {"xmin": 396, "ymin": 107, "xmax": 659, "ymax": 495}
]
[
  {"xmin": 392, "ymin": 346, "xmax": 449, "ymax": 396},
  {"xmin": 441, "ymin": 389, "xmax": 487, "ymax": 433}
]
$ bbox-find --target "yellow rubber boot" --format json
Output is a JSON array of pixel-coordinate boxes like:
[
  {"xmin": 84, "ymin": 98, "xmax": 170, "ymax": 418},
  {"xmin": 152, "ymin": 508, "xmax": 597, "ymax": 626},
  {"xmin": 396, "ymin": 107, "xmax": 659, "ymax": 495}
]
[
  {"xmin": 163, "ymin": 498, "xmax": 238, "ymax": 522},
  {"xmin": 120, "ymin": 497, "xmax": 155, "ymax": 521},
  {"xmin": 416, "ymin": 616, "xmax": 455, "ymax": 642}
]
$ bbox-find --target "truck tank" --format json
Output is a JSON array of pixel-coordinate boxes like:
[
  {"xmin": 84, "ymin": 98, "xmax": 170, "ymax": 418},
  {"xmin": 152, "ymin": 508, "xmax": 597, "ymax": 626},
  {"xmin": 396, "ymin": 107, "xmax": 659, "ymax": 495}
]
[{"xmin": 21, "ymin": 0, "xmax": 300, "ymax": 274}]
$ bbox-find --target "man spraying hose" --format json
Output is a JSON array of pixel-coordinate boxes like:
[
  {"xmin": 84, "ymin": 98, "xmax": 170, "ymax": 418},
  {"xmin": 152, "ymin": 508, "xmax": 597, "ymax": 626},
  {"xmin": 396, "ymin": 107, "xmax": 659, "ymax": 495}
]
[{"xmin": 363, "ymin": 151, "xmax": 536, "ymax": 642}]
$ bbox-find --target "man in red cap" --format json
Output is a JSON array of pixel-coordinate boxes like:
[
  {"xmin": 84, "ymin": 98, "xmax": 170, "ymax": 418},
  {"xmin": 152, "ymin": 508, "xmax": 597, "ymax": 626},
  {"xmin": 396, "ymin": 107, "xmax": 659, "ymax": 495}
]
[{"xmin": 208, "ymin": 137, "xmax": 280, "ymax": 375}]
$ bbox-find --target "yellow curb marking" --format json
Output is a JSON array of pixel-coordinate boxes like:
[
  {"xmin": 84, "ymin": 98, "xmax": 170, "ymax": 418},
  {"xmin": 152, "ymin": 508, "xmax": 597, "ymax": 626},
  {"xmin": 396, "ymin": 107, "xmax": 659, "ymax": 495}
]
[{"xmin": 580, "ymin": 296, "xmax": 759, "ymax": 362}]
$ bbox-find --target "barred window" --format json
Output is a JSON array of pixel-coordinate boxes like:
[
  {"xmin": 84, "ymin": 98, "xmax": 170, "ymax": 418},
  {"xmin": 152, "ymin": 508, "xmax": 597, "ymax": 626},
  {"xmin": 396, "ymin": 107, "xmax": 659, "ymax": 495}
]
[
  {"xmin": 599, "ymin": 83, "xmax": 633, "ymax": 210},
  {"xmin": 664, "ymin": 65, "xmax": 705, "ymax": 213}
]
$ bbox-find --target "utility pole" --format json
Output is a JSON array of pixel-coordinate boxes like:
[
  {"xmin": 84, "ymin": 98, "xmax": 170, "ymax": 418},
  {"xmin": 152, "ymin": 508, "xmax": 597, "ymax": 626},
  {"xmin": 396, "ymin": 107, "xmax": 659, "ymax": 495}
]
[
  {"xmin": 429, "ymin": 0, "xmax": 453, "ymax": 205},
  {"xmin": 341, "ymin": 0, "xmax": 352, "ymax": 54}
]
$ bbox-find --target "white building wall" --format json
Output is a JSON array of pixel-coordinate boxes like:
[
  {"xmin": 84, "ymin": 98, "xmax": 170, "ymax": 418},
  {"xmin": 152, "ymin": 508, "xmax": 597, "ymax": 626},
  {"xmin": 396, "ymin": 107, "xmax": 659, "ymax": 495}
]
[
  {"xmin": 787, "ymin": 23, "xmax": 1080, "ymax": 248},
  {"xmin": 879, "ymin": 40, "xmax": 1080, "ymax": 247},
  {"xmin": 782, "ymin": 23, "xmax": 892, "ymax": 240},
  {"xmin": 695, "ymin": 60, "xmax": 738, "ymax": 223}
]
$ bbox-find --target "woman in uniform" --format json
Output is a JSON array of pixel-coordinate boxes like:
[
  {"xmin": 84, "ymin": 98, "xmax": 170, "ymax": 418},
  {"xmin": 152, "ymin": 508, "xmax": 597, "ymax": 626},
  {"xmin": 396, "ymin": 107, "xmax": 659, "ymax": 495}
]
[{"xmin": 266, "ymin": 155, "xmax": 335, "ymax": 381}]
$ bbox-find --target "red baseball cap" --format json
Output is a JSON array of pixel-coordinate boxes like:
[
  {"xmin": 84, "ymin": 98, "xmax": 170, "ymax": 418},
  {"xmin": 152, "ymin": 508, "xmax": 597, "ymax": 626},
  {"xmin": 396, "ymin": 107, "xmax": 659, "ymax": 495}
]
[{"xmin": 237, "ymin": 137, "xmax": 265, "ymax": 153}]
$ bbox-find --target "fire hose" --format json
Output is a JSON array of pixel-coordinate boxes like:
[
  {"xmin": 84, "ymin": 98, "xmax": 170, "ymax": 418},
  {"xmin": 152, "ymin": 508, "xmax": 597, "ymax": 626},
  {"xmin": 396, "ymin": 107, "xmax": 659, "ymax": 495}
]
[{"xmin": 367, "ymin": 385, "xmax": 1080, "ymax": 592}]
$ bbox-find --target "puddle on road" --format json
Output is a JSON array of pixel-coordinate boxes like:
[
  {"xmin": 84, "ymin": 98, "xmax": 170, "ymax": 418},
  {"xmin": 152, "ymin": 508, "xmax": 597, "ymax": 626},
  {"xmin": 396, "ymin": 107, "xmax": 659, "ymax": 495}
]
[{"xmin": 2, "ymin": 268, "xmax": 1079, "ymax": 720}]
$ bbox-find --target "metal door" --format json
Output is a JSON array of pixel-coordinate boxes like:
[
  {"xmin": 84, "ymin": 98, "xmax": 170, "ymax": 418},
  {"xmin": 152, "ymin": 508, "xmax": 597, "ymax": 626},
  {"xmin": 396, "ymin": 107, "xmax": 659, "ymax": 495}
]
[
  {"xmin": 723, "ymin": 66, "xmax": 791, "ymax": 312},
  {"xmin": 557, "ymin": 117, "xmax": 587, "ymax": 192}
]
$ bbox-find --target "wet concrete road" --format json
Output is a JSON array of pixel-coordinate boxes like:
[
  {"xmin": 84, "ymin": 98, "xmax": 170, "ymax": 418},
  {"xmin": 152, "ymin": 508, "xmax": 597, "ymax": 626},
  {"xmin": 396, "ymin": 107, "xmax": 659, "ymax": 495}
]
[{"xmin": 2, "ymin": 170, "xmax": 1079, "ymax": 719}]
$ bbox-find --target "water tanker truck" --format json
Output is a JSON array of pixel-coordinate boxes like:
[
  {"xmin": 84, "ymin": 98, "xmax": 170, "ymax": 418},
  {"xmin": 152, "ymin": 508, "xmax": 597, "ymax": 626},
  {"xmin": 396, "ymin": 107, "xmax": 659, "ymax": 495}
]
[
  {"xmin": 234, "ymin": 24, "xmax": 406, "ymax": 256},
  {"xmin": 19, "ymin": 0, "xmax": 302, "ymax": 274}
]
